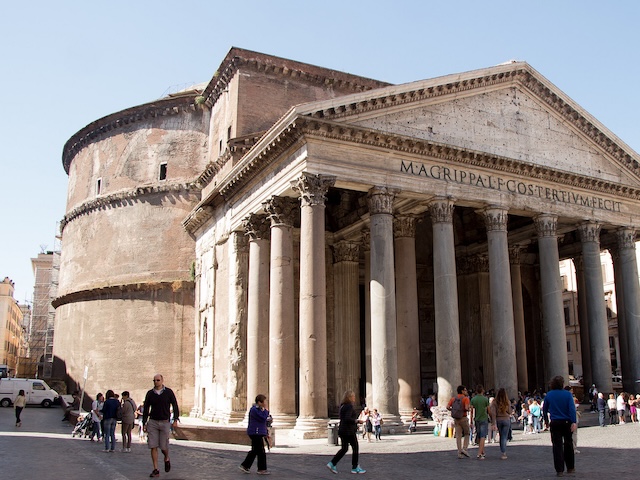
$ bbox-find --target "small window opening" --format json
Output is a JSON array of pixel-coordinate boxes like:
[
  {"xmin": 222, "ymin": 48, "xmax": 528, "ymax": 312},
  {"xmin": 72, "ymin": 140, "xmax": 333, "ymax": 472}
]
[
  {"xmin": 227, "ymin": 126, "xmax": 232, "ymax": 141},
  {"xmin": 219, "ymin": 139, "xmax": 223, "ymax": 153},
  {"xmin": 96, "ymin": 178, "xmax": 102, "ymax": 195},
  {"xmin": 159, "ymin": 163, "xmax": 167, "ymax": 181}
]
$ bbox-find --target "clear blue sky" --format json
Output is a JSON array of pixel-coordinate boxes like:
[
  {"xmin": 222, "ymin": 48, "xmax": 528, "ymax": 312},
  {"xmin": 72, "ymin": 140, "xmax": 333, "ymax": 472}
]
[{"xmin": 1, "ymin": 1, "xmax": 639, "ymax": 302}]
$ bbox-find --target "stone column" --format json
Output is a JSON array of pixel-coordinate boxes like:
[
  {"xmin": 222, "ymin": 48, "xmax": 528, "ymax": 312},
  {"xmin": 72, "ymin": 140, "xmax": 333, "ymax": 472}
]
[
  {"xmin": 476, "ymin": 254, "xmax": 494, "ymax": 389},
  {"xmin": 332, "ymin": 240, "xmax": 361, "ymax": 407},
  {"xmin": 394, "ymin": 215, "xmax": 421, "ymax": 421},
  {"xmin": 509, "ymin": 246, "xmax": 528, "ymax": 393},
  {"xmin": 481, "ymin": 206, "xmax": 518, "ymax": 397},
  {"xmin": 534, "ymin": 214, "xmax": 569, "ymax": 382},
  {"xmin": 573, "ymin": 255, "xmax": 592, "ymax": 390},
  {"xmin": 616, "ymin": 228, "xmax": 640, "ymax": 391},
  {"xmin": 292, "ymin": 173, "xmax": 335, "ymax": 437},
  {"xmin": 225, "ymin": 231, "xmax": 249, "ymax": 422},
  {"xmin": 362, "ymin": 229, "xmax": 373, "ymax": 408},
  {"xmin": 264, "ymin": 197, "xmax": 299, "ymax": 427},
  {"xmin": 609, "ymin": 246, "xmax": 629, "ymax": 389},
  {"xmin": 243, "ymin": 215, "xmax": 271, "ymax": 419},
  {"xmin": 577, "ymin": 222, "xmax": 613, "ymax": 393},
  {"xmin": 368, "ymin": 186, "xmax": 401, "ymax": 424},
  {"xmin": 429, "ymin": 198, "xmax": 462, "ymax": 406}
]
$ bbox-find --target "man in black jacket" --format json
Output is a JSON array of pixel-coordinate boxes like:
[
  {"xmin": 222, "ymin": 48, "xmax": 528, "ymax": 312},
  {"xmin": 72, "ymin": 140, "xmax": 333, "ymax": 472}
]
[{"xmin": 143, "ymin": 374, "xmax": 179, "ymax": 478}]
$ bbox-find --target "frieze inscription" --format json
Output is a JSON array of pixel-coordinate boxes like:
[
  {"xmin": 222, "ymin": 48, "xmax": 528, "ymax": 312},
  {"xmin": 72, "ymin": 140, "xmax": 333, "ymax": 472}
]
[{"xmin": 399, "ymin": 160, "xmax": 622, "ymax": 213}]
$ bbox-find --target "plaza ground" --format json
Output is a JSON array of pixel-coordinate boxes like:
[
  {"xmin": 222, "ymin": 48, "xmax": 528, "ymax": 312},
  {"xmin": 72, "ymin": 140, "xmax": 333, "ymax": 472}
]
[{"xmin": 1, "ymin": 405, "xmax": 638, "ymax": 479}]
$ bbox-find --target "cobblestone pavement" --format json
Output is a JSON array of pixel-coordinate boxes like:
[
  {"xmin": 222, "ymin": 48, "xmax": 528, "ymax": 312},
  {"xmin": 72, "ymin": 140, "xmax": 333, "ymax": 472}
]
[{"xmin": 1, "ymin": 406, "xmax": 638, "ymax": 479}]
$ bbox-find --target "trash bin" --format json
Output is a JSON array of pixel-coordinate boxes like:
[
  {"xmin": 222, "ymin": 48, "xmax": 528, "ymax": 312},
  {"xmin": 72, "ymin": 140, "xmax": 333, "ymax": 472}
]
[{"xmin": 327, "ymin": 421, "xmax": 339, "ymax": 446}]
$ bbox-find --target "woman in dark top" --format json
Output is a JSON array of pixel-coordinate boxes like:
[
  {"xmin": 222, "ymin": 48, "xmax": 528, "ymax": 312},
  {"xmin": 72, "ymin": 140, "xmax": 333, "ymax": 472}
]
[
  {"xmin": 239, "ymin": 394, "xmax": 271, "ymax": 475},
  {"xmin": 326, "ymin": 390, "xmax": 366, "ymax": 474}
]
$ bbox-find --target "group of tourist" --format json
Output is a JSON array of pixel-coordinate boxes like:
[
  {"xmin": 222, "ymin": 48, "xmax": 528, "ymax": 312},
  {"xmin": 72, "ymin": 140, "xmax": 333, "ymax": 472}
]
[
  {"xmin": 87, "ymin": 390, "xmax": 140, "ymax": 452},
  {"xmin": 447, "ymin": 377, "xmax": 578, "ymax": 476},
  {"xmin": 358, "ymin": 406, "xmax": 383, "ymax": 441},
  {"xmin": 597, "ymin": 391, "xmax": 639, "ymax": 426},
  {"xmin": 77, "ymin": 374, "xmax": 179, "ymax": 478}
]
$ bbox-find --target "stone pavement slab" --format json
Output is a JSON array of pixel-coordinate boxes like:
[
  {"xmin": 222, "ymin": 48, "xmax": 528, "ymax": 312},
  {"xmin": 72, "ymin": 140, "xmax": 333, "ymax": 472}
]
[{"xmin": 1, "ymin": 406, "xmax": 639, "ymax": 479}]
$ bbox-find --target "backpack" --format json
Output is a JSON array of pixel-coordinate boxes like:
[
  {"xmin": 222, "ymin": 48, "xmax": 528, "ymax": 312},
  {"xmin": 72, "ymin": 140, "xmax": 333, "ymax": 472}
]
[{"xmin": 450, "ymin": 396, "xmax": 465, "ymax": 419}]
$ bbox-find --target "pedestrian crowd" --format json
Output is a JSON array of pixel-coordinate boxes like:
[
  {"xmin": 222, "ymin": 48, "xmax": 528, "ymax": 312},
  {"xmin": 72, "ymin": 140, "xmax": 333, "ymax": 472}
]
[{"xmin": 55, "ymin": 374, "xmax": 639, "ymax": 478}]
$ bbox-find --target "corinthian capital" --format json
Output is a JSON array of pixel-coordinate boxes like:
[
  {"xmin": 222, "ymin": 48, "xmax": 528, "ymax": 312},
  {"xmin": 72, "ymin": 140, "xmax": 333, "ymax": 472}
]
[
  {"xmin": 264, "ymin": 196, "xmax": 298, "ymax": 227},
  {"xmin": 393, "ymin": 215, "xmax": 416, "ymax": 238},
  {"xmin": 333, "ymin": 240, "xmax": 360, "ymax": 263},
  {"xmin": 616, "ymin": 227, "xmax": 637, "ymax": 250},
  {"xmin": 534, "ymin": 214, "xmax": 558, "ymax": 238},
  {"xmin": 291, "ymin": 173, "xmax": 336, "ymax": 207},
  {"xmin": 243, "ymin": 214, "xmax": 270, "ymax": 241},
  {"xmin": 428, "ymin": 197, "xmax": 455, "ymax": 224},
  {"xmin": 577, "ymin": 221, "xmax": 601, "ymax": 244},
  {"xmin": 367, "ymin": 186, "xmax": 398, "ymax": 215},
  {"xmin": 480, "ymin": 206, "xmax": 508, "ymax": 232}
]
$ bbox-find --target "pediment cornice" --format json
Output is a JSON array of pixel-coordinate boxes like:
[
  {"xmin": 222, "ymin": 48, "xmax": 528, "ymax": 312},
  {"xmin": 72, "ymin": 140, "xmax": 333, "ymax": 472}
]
[{"xmin": 299, "ymin": 65, "xmax": 640, "ymax": 179}]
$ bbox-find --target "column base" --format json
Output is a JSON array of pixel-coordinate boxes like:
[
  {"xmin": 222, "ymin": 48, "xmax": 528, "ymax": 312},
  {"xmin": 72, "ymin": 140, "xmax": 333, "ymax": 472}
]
[
  {"xmin": 189, "ymin": 407, "xmax": 200, "ymax": 418},
  {"xmin": 380, "ymin": 414, "xmax": 404, "ymax": 435},
  {"xmin": 217, "ymin": 410, "xmax": 246, "ymax": 424},
  {"xmin": 271, "ymin": 413, "xmax": 297, "ymax": 429},
  {"xmin": 292, "ymin": 417, "xmax": 329, "ymax": 439}
]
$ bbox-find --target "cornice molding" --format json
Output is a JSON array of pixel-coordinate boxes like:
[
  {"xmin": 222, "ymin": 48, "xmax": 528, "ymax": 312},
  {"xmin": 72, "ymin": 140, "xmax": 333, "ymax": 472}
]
[
  {"xmin": 61, "ymin": 182, "xmax": 200, "ymax": 233},
  {"xmin": 52, "ymin": 280, "xmax": 194, "ymax": 308},
  {"xmin": 62, "ymin": 95, "xmax": 203, "ymax": 174},
  {"xmin": 201, "ymin": 53, "xmax": 388, "ymax": 108}
]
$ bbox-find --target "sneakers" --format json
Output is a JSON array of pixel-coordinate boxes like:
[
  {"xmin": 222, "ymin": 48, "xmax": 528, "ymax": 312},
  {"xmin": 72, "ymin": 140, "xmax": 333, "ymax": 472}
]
[
  {"xmin": 326, "ymin": 462, "xmax": 338, "ymax": 474},
  {"xmin": 501, "ymin": 453, "xmax": 508, "ymax": 460},
  {"xmin": 239, "ymin": 465, "xmax": 250, "ymax": 474},
  {"xmin": 164, "ymin": 460, "xmax": 171, "ymax": 473},
  {"xmin": 477, "ymin": 454, "xmax": 485, "ymax": 460},
  {"xmin": 257, "ymin": 471, "xmax": 271, "ymax": 475},
  {"xmin": 351, "ymin": 466, "xmax": 366, "ymax": 474},
  {"xmin": 149, "ymin": 469, "xmax": 160, "ymax": 478}
]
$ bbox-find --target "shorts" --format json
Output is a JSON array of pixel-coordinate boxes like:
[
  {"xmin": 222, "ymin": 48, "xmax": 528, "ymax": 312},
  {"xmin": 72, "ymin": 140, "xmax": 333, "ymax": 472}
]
[
  {"xmin": 146, "ymin": 419, "xmax": 171, "ymax": 450},
  {"xmin": 475, "ymin": 420, "xmax": 488, "ymax": 439}
]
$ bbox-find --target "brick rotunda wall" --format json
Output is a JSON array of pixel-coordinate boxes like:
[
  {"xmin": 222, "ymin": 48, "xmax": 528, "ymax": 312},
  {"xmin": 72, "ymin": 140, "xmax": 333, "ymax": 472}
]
[{"xmin": 54, "ymin": 96, "xmax": 210, "ymax": 409}]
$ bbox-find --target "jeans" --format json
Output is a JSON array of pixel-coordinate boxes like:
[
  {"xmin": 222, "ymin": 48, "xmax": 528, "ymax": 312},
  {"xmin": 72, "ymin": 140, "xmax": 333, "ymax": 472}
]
[
  {"xmin": 241, "ymin": 435, "xmax": 267, "ymax": 471},
  {"xmin": 103, "ymin": 418, "xmax": 117, "ymax": 451},
  {"xmin": 497, "ymin": 419, "xmax": 510, "ymax": 454},
  {"xmin": 374, "ymin": 425, "xmax": 381, "ymax": 440},
  {"xmin": 90, "ymin": 417, "xmax": 102, "ymax": 439},
  {"xmin": 550, "ymin": 420, "xmax": 574, "ymax": 473},
  {"xmin": 15, "ymin": 406, "xmax": 23, "ymax": 424},
  {"xmin": 598, "ymin": 409, "xmax": 605, "ymax": 427},
  {"xmin": 331, "ymin": 433, "xmax": 359, "ymax": 469},
  {"xmin": 533, "ymin": 416, "xmax": 541, "ymax": 432}
]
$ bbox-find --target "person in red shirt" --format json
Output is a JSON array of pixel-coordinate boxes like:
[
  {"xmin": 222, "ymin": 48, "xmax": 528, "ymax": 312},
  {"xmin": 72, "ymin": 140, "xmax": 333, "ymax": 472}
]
[{"xmin": 447, "ymin": 385, "xmax": 471, "ymax": 458}]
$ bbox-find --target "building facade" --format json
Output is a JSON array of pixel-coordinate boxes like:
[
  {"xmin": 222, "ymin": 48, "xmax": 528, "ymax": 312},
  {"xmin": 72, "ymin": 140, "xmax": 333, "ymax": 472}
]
[
  {"xmin": 0, "ymin": 278, "xmax": 25, "ymax": 376},
  {"xmin": 56, "ymin": 49, "xmax": 640, "ymax": 436}
]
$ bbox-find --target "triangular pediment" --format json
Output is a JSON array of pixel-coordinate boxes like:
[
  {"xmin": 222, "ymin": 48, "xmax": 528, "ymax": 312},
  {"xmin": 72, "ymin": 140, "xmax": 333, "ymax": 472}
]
[{"xmin": 295, "ymin": 63, "xmax": 640, "ymax": 187}]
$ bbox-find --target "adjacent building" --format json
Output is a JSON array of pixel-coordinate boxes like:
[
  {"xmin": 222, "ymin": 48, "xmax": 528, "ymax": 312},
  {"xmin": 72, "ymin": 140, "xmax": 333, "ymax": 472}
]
[
  {"xmin": 0, "ymin": 277, "xmax": 26, "ymax": 376},
  {"xmin": 55, "ymin": 48, "xmax": 640, "ymax": 437}
]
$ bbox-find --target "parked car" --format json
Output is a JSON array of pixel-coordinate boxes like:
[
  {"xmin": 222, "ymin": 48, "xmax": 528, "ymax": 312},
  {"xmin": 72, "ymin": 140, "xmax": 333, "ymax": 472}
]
[{"xmin": 0, "ymin": 378, "xmax": 58, "ymax": 407}]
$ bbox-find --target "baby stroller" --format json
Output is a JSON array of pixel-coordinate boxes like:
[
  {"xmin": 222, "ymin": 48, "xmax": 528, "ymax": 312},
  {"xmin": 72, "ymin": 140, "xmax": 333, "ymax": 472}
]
[{"xmin": 72, "ymin": 414, "xmax": 94, "ymax": 438}]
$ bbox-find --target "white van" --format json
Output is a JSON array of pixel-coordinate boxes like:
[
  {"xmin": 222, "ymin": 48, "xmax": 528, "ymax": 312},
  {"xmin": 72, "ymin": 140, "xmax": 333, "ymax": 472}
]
[{"xmin": 0, "ymin": 378, "xmax": 59, "ymax": 408}]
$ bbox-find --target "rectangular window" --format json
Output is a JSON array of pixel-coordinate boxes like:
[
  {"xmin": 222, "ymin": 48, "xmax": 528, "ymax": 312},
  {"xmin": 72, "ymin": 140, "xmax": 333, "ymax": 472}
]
[
  {"xmin": 561, "ymin": 275, "xmax": 568, "ymax": 291},
  {"xmin": 567, "ymin": 340, "xmax": 571, "ymax": 352},
  {"xmin": 227, "ymin": 126, "xmax": 232, "ymax": 141},
  {"xmin": 96, "ymin": 178, "xmax": 102, "ymax": 195},
  {"xmin": 159, "ymin": 163, "xmax": 167, "ymax": 181},
  {"xmin": 564, "ymin": 303, "xmax": 571, "ymax": 326}
]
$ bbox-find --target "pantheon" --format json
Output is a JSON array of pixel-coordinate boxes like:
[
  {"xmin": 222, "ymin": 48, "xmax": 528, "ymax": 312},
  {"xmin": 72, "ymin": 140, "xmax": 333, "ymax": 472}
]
[{"xmin": 55, "ymin": 48, "xmax": 640, "ymax": 437}]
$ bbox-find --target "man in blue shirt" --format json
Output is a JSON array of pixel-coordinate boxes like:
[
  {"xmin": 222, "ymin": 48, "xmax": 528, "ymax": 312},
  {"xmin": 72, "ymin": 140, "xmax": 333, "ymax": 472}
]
[{"xmin": 542, "ymin": 376, "xmax": 577, "ymax": 477}]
